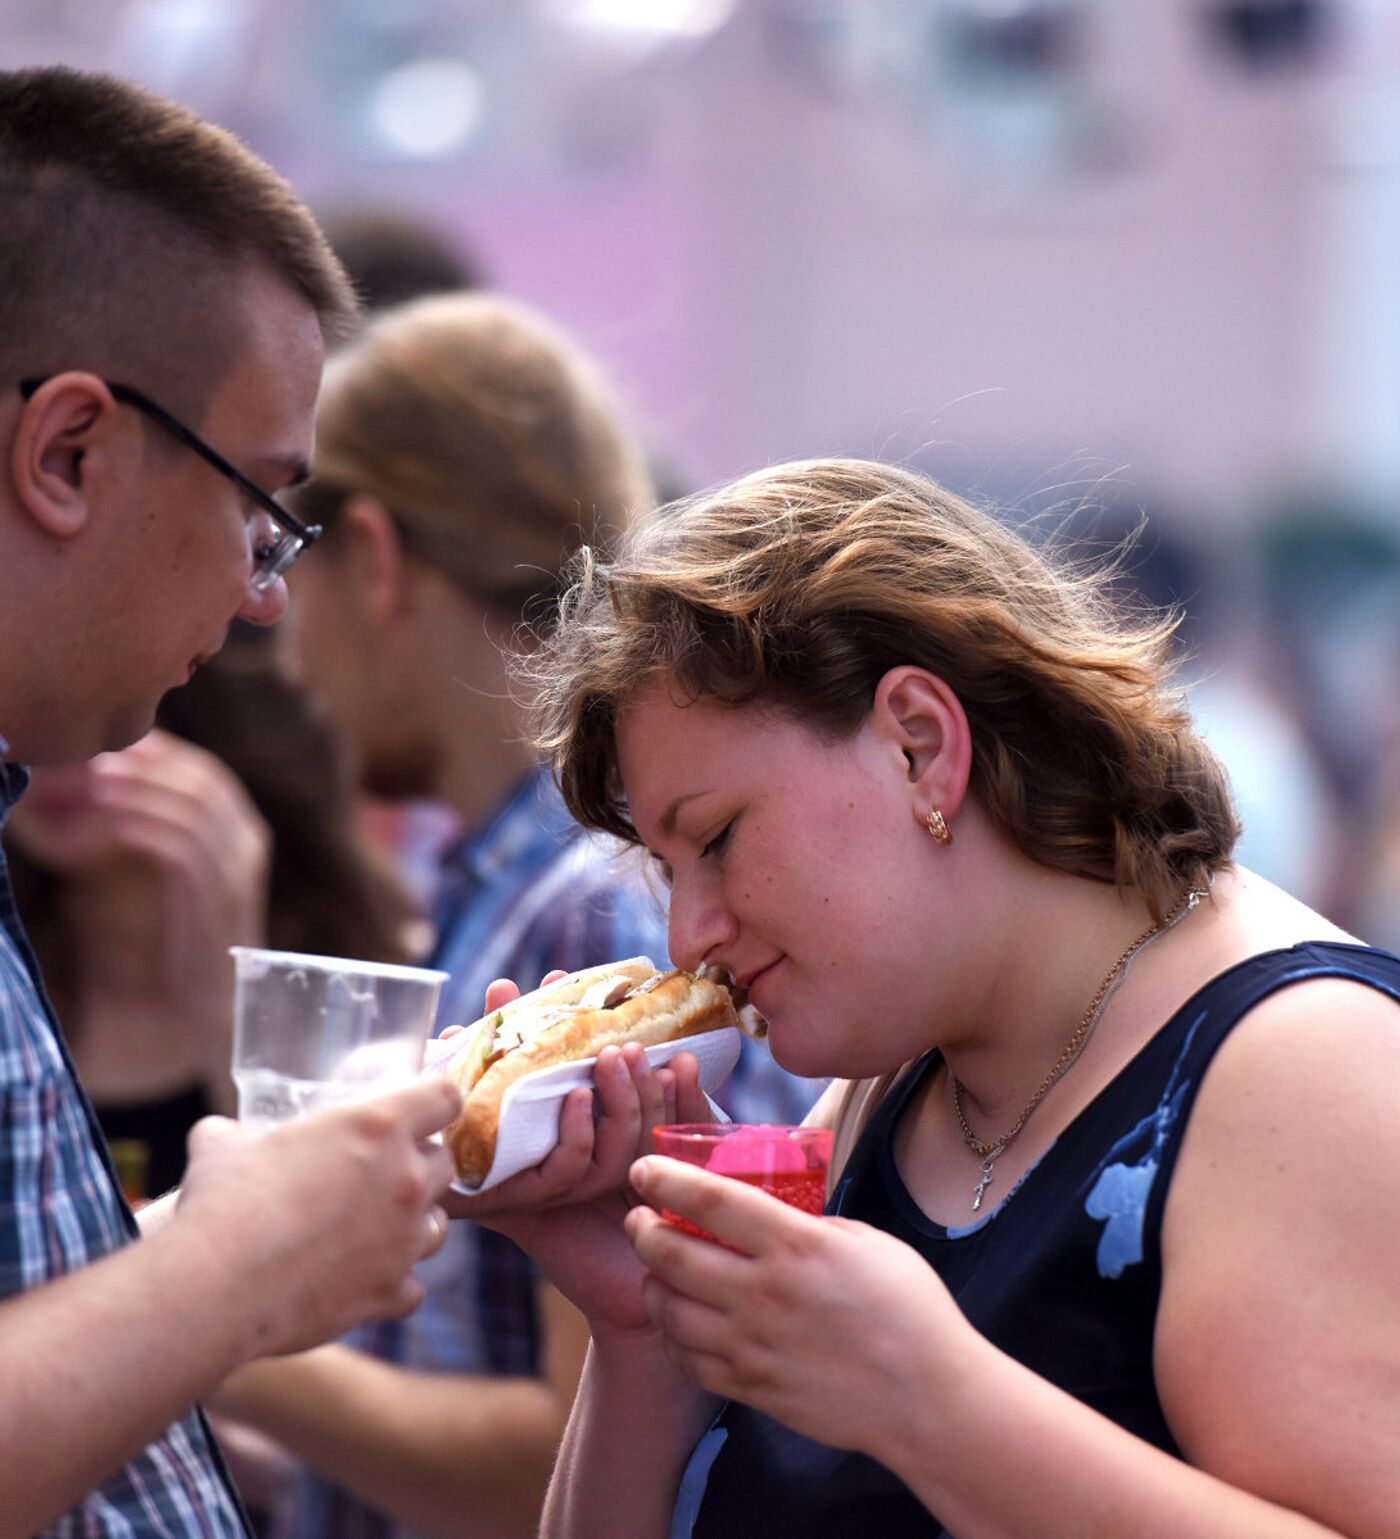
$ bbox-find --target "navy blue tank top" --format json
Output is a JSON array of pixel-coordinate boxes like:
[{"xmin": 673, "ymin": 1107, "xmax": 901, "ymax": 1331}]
[{"xmin": 675, "ymin": 942, "xmax": 1400, "ymax": 1539}]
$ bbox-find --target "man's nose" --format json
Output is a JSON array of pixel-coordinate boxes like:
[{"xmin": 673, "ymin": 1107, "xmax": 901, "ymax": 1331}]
[{"xmin": 237, "ymin": 571, "xmax": 289, "ymax": 627}]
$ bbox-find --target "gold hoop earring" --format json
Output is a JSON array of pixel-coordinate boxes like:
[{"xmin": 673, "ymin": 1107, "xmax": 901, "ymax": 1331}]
[{"xmin": 925, "ymin": 807, "xmax": 952, "ymax": 845}]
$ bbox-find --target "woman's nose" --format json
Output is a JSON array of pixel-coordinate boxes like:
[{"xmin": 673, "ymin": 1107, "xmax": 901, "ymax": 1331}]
[{"xmin": 667, "ymin": 877, "xmax": 738, "ymax": 974}]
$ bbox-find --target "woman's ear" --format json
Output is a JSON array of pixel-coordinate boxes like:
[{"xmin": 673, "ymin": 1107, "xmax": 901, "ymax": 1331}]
[
  {"xmin": 9, "ymin": 375, "xmax": 125, "ymax": 539},
  {"xmin": 870, "ymin": 666, "xmax": 972, "ymax": 824},
  {"xmin": 337, "ymin": 494, "xmax": 413, "ymax": 627}
]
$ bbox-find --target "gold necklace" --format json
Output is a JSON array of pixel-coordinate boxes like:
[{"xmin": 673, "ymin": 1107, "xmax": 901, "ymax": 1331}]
[{"xmin": 952, "ymin": 888, "xmax": 1202, "ymax": 1212}]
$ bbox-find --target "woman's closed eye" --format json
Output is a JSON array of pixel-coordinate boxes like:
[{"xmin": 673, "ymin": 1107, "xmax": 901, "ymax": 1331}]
[
  {"xmin": 702, "ymin": 819, "xmax": 734, "ymax": 859},
  {"xmin": 645, "ymin": 818, "xmax": 733, "ymax": 885}
]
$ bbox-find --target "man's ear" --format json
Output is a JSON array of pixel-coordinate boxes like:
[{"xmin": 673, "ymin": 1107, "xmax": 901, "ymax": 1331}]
[
  {"xmin": 870, "ymin": 665, "xmax": 973, "ymax": 822},
  {"xmin": 336, "ymin": 493, "xmax": 414, "ymax": 627},
  {"xmin": 9, "ymin": 374, "xmax": 125, "ymax": 539}
]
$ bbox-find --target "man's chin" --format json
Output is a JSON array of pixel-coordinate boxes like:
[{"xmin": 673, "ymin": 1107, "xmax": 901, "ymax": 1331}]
[
  {"xmin": 25, "ymin": 704, "xmax": 160, "ymax": 767},
  {"xmin": 358, "ymin": 748, "xmax": 437, "ymax": 802}
]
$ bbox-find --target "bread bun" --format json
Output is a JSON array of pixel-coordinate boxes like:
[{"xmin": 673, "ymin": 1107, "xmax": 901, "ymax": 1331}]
[{"xmin": 440, "ymin": 959, "xmax": 738, "ymax": 1186}]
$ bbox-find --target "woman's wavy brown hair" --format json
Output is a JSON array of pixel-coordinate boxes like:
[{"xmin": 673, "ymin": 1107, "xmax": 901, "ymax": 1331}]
[{"xmin": 524, "ymin": 458, "xmax": 1239, "ymax": 919}]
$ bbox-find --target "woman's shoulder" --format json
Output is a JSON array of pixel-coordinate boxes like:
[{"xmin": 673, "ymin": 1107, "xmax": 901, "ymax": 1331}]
[
  {"xmin": 1150, "ymin": 865, "xmax": 1387, "ymax": 1036},
  {"xmin": 1095, "ymin": 880, "xmax": 1400, "ymax": 1192},
  {"xmin": 1207, "ymin": 863, "xmax": 1354, "ymax": 949},
  {"xmin": 1197, "ymin": 953, "xmax": 1400, "ymax": 1089},
  {"xmin": 1163, "ymin": 933, "xmax": 1400, "ymax": 1207}
]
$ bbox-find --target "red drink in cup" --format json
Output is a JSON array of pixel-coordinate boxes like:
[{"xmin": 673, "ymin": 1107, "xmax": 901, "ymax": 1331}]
[{"xmin": 651, "ymin": 1124, "xmax": 833, "ymax": 1241}]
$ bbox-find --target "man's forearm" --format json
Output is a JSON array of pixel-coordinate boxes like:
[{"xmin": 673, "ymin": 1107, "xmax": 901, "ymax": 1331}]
[
  {"xmin": 0, "ymin": 1074, "xmax": 461, "ymax": 1537},
  {"xmin": 0, "ymin": 1222, "xmax": 249, "ymax": 1538},
  {"xmin": 215, "ymin": 1346, "xmax": 569, "ymax": 1539},
  {"xmin": 134, "ymin": 1186, "xmax": 180, "ymax": 1234}
]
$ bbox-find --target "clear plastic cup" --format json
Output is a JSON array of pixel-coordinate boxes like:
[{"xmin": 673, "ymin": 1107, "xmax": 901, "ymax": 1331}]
[
  {"xmin": 651, "ymin": 1123, "xmax": 833, "ymax": 1240},
  {"xmin": 230, "ymin": 947, "xmax": 449, "ymax": 1129}
]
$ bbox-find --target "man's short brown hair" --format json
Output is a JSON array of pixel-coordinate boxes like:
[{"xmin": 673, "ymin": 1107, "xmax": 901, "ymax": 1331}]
[{"xmin": 0, "ymin": 66, "xmax": 357, "ymax": 422}]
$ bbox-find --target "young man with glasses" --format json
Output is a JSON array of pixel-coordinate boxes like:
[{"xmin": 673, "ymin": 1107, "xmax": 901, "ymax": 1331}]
[{"xmin": 0, "ymin": 66, "xmax": 461, "ymax": 1536}]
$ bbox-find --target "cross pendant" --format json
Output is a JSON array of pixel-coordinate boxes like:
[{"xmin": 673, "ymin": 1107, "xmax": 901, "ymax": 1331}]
[{"xmin": 972, "ymin": 1151, "xmax": 1001, "ymax": 1212}]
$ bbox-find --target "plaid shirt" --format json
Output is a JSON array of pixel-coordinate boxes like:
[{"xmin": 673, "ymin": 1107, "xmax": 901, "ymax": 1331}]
[
  {"xmin": 283, "ymin": 767, "xmax": 824, "ymax": 1539},
  {"xmin": 0, "ymin": 759, "xmax": 250, "ymax": 1538}
]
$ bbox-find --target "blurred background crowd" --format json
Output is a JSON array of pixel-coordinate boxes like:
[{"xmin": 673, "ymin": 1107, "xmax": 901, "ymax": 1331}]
[{"xmin": 7, "ymin": 2, "xmax": 1400, "ymax": 949}]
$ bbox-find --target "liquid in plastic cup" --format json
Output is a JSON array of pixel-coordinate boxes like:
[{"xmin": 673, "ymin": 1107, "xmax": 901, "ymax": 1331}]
[
  {"xmin": 230, "ymin": 947, "xmax": 449, "ymax": 1129},
  {"xmin": 651, "ymin": 1123, "xmax": 832, "ymax": 1241}
]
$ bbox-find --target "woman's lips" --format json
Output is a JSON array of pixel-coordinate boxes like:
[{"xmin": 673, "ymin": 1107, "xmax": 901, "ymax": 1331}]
[{"xmin": 745, "ymin": 957, "xmax": 783, "ymax": 1011}]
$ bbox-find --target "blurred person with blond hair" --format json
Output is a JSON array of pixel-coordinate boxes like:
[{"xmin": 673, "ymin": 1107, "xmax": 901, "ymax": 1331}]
[{"xmin": 212, "ymin": 290, "xmax": 821, "ymax": 1539}]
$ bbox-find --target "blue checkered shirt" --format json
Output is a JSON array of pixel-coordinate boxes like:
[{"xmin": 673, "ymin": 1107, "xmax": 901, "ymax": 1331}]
[
  {"xmin": 282, "ymin": 766, "xmax": 824, "ymax": 1539},
  {"xmin": 0, "ymin": 759, "xmax": 250, "ymax": 1537}
]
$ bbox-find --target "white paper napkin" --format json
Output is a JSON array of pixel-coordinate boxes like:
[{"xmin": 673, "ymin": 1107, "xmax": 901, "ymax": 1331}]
[{"xmin": 429, "ymin": 1026, "xmax": 743, "ymax": 1193}]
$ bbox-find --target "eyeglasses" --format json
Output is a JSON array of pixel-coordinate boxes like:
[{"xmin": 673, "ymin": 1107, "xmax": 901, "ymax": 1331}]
[{"xmin": 18, "ymin": 376, "xmax": 321, "ymax": 591}]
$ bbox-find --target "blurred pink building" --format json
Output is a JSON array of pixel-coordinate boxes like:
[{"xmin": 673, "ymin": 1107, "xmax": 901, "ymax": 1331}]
[{"xmin": 9, "ymin": 0, "xmax": 1399, "ymax": 523}]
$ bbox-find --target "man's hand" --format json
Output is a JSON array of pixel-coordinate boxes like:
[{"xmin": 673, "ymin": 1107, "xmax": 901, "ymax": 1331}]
[{"xmin": 172, "ymin": 1078, "xmax": 461, "ymax": 1360}]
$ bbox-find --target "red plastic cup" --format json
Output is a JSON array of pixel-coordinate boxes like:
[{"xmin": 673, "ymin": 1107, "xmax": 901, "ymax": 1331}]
[{"xmin": 651, "ymin": 1123, "xmax": 832, "ymax": 1241}]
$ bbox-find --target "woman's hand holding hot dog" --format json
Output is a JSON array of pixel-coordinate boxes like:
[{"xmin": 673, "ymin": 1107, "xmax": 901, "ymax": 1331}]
[{"xmin": 442, "ymin": 973, "xmax": 715, "ymax": 1336}]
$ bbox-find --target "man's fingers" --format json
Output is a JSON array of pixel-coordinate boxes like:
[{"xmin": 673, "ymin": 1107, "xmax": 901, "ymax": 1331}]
[
  {"xmin": 422, "ymin": 1141, "xmax": 458, "ymax": 1199},
  {"xmin": 185, "ymin": 1114, "xmax": 246, "ymax": 1157},
  {"xmin": 419, "ymin": 1204, "xmax": 449, "ymax": 1260},
  {"xmin": 360, "ymin": 1077, "xmax": 462, "ymax": 1141},
  {"xmin": 381, "ymin": 1273, "xmax": 428, "ymax": 1320}
]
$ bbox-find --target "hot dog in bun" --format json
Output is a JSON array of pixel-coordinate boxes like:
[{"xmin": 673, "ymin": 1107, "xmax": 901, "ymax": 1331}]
[{"xmin": 438, "ymin": 957, "xmax": 748, "ymax": 1187}]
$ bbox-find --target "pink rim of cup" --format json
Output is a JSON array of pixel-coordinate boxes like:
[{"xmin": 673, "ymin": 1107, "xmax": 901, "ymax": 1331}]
[{"xmin": 651, "ymin": 1123, "xmax": 832, "ymax": 1241}]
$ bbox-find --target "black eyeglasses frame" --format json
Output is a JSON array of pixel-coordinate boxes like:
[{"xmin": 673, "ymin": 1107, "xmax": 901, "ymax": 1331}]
[{"xmin": 18, "ymin": 375, "xmax": 320, "ymax": 590}]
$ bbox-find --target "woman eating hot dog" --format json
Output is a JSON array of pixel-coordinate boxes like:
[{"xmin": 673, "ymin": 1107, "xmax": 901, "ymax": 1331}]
[{"xmin": 451, "ymin": 456, "xmax": 1400, "ymax": 1539}]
